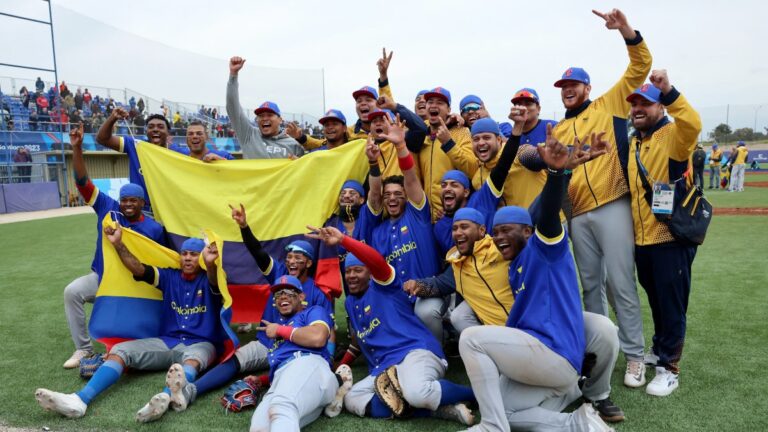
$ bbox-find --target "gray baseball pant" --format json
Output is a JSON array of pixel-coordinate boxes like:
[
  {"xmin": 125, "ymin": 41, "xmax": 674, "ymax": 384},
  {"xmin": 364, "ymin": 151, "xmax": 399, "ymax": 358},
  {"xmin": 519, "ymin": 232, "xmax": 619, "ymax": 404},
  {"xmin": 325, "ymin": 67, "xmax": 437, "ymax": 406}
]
[
  {"xmin": 110, "ymin": 338, "xmax": 215, "ymax": 371},
  {"xmin": 570, "ymin": 197, "xmax": 644, "ymax": 361},
  {"xmin": 450, "ymin": 300, "xmax": 482, "ymax": 334},
  {"xmin": 250, "ymin": 354, "xmax": 337, "ymax": 432},
  {"xmin": 235, "ymin": 340, "xmax": 270, "ymax": 373},
  {"xmin": 63, "ymin": 271, "xmax": 99, "ymax": 352},
  {"xmin": 415, "ymin": 296, "xmax": 450, "ymax": 344}
]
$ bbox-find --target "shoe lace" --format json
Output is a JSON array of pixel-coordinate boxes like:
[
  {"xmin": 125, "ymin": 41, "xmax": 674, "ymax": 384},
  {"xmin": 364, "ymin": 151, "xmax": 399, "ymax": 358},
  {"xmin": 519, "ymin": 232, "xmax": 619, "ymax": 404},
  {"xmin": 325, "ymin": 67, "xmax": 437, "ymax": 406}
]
[{"xmin": 627, "ymin": 361, "xmax": 643, "ymax": 376}]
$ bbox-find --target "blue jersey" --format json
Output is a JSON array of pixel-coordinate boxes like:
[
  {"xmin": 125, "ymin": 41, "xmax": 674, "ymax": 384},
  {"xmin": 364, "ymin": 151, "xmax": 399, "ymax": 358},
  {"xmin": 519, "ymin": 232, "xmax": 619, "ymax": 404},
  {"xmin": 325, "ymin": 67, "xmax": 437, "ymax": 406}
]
[
  {"xmin": 369, "ymin": 197, "xmax": 441, "ymax": 281},
  {"xmin": 118, "ymin": 136, "xmax": 155, "ymax": 213},
  {"xmin": 505, "ymin": 229, "xmax": 585, "ymax": 372},
  {"xmin": 332, "ymin": 203, "xmax": 380, "ymax": 265},
  {"xmin": 520, "ymin": 119, "xmax": 558, "ymax": 146},
  {"xmin": 150, "ymin": 268, "xmax": 227, "ymax": 349},
  {"xmin": 88, "ymin": 185, "xmax": 166, "ymax": 278},
  {"xmin": 433, "ymin": 181, "xmax": 501, "ymax": 256},
  {"xmin": 257, "ymin": 258, "xmax": 334, "ymax": 347},
  {"xmin": 346, "ymin": 269, "xmax": 444, "ymax": 376},
  {"xmin": 168, "ymin": 144, "xmax": 235, "ymax": 160},
  {"xmin": 265, "ymin": 305, "xmax": 333, "ymax": 380}
]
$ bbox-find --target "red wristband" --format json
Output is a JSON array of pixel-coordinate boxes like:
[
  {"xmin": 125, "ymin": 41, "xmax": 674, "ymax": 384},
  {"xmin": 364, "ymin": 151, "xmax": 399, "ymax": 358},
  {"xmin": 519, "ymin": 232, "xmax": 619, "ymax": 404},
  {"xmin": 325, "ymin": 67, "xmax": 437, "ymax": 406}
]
[
  {"xmin": 398, "ymin": 152, "xmax": 415, "ymax": 171},
  {"xmin": 275, "ymin": 325, "xmax": 295, "ymax": 341}
]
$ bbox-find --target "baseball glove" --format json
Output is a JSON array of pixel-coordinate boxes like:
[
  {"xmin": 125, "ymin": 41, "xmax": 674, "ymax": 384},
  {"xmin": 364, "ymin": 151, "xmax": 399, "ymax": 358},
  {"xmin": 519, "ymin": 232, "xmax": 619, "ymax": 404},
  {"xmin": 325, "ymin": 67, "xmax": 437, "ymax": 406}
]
[
  {"xmin": 374, "ymin": 365, "xmax": 410, "ymax": 417},
  {"xmin": 79, "ymin": 354, "xmax": 105, "ymax": 379},
  {"xmin": 220, "ymin": 378, "xmax": 263, "ymax": 413}
]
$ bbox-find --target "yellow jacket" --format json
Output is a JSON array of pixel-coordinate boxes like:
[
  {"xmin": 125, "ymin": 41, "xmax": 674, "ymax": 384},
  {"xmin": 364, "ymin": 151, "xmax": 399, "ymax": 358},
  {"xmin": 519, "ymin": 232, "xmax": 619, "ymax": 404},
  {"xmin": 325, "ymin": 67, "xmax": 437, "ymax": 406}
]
[
  {"xmin": 628, "ymin": 89, "xmax": 702, "ymax": 246},
  {"xmin": 446, "ymin": 235, "xmax": 513, "ymax": 326},
  {"xmin": 709, "ymin": 148, "xmax": 723, "ymax": 167},
  {"xmin": 734, "ymin": 147, "xmax": 748, "ymax": 165},
  {"xmin": 553, "ymin": 37, "xmax": 652, "ymax": 217},
  {"xmin": 420, "ymin": 126, "xmax": 473, "ymax": 221}
]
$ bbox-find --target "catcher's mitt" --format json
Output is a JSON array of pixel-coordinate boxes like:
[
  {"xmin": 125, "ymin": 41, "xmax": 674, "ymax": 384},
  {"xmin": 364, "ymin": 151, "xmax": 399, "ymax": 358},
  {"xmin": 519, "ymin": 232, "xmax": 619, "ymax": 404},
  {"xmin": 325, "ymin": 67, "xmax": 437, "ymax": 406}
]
[
  {"xmin": 374, "ymin": 365, "xmax": 410, "ymax": 417},
  {"xmin": 220, "ymin": 378, "xmax": 263, "ymax": 413},
  {"xmin": 79, "ymin": 354, "xmax": 105, "ymax": 379}
]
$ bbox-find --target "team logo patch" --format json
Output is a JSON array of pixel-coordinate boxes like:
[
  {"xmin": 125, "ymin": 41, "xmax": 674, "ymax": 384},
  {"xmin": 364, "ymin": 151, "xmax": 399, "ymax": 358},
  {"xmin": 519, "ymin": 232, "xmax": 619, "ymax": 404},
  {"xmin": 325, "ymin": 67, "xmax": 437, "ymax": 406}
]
[
  {"xmin": 517, "ymin": 266, "xmax": 523, "ymax": 274},
  {"xmin": 641, "ymin": 84, "xmax": 651, "ymax": 92},
  {"xmin": 400, "ymin": 225, "xmax": 409, "ymax": 235},
  {"xmin": 364, "ymin": 305, "xmax": 372, "ymax": 315},
  {"xmin": 565, "ymin": 68, "xmax": 573, "ymax": 77},
  {"xmin": 196, "ymin": 289, "xmax": 203, "ymax": 298}
]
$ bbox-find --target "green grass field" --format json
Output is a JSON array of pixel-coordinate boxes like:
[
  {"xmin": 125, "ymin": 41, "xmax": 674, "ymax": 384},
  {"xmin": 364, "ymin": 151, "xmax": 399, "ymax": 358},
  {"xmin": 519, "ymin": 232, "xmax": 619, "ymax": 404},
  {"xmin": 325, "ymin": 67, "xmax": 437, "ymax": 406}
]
[{"xmin": 1, "ymin": 188, "xmax": 767, "ymax": 431}]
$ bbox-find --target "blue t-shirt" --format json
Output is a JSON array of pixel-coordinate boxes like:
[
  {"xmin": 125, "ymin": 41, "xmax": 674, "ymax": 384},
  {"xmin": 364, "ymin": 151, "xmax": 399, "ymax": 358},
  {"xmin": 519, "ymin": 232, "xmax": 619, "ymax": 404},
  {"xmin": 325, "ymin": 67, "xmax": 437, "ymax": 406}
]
[
  {"xmin": 265, "ymin": 305, "xmax": 333, "ymax": 380},
  {"xmin": 88, "ymin": 185, "xmax": 166, "ymax": 278},
  {"xmin": 346, "ymin": 269, "xmax": 444, "ymax": 376},
  {"xmin": 369, "ymin": 198, "xmax": 441, "ymax": 281},
  {"xmin": 168, "ymin": 144, "xmax": 235, "ymax": 160},
  {"xmin": 118, "ymin": 136, "xmax": 154, "ymax": 213},
  {"xmin": 433, "ymin": 181, "xmax": 501, "ymax": 257},
  {"xmin": 520, "ymin": 119, "xmax": 558, "ymax": 146},
  {"xmin": 505, "ymin": 229, "xmax": 585, "ymax": 372},
  {"xmin": 151, "ymin": 268, "xmax": 226, "ymax": 349}
]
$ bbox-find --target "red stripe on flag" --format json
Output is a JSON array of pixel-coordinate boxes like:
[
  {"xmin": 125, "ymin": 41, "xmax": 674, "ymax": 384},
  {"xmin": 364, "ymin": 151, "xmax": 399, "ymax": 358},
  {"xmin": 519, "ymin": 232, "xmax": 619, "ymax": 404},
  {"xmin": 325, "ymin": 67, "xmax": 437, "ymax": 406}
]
[
  {"xmin": 314, "ymin": 257, "xmax": 342, "ymax": 299},
  {"xmin": 229, "ymin": 283, "xmax": 271, "ymax": 323}
]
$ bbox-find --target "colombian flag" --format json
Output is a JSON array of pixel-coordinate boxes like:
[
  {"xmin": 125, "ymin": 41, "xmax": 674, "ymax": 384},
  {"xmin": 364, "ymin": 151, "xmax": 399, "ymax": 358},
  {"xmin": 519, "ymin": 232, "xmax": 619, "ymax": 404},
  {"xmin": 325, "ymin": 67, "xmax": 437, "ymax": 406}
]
[{"xmin": 137, "ymin": 139, "xmax": 368, "ymax": 323}]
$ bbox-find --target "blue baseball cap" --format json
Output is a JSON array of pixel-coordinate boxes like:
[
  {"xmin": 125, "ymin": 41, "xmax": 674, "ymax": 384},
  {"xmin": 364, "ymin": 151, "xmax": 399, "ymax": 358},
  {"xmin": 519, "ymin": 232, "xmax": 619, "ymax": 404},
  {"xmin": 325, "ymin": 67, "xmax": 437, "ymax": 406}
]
[
  {"xmin": 424, "ymin": 87, "xmax": 452, "ymax": 106},
  {"xmin": 738, "ymin": 141, "xmax": 745, "ymax": 146},
  {"xmin": 254, "ymin": 101, "xmax": 281, "ymax": 116},
  {"xmin": 286, "ymin": 240, "xmax": 315, "ymax": 260},
  {"xmin": 626, "ymin": 83, "xmax": 662, "ymax": 103},
  {"xmin": 119, "ymin": 183, "xmax": 145, "ymax": 200},
  {"xmin": 352, "ymin": 86, "xmax": 379, "ymax": 100},
  {"xmin": 712, "ymin": 144, "xmax": 719, "ymax": 149},
  {"xmin": 453, "ymin": 207, "xmax": 485, "ymax": 226},
  {"xmin": 416, "ymin": 89, "xmax": 430, "ymax": 98},
  {"xmin": 368, "ymin": 109, "xmax": 395, "ymax": 122},
  {"xmin": 345, "ymin": 253, "xmax": 365, "ymax": 268},
  {"xmin": 270, "ymin": 275, "xmax": 304, "ymax": 293},
  {"xmin": 511, "ymin": 88, "xmax": 540, "ymax": 104},
  {"xmin": 319, "ymin": 109, "xmax": 347, "ymax": 125},
  {"xmin": 493, "ymin": 206, "xmax": 533, "ymax": 228},
  {"xmin": 181, "ymin": 238, "xmax": 205, "ymax": 253},
  {"xmin": 442, "ymin": 170, "xmax": 470, "ymax": 189},
  {"xmin": 341, "ymin": 179, "xmax": 365, "ymax": 197},
  {"xmin": 460, "ymin": 95, "xmax": 483, "ymax": 111},
  {"xmin": 554, "ymin": 67, "xmax": 591, "ymax": 88},
  {"xmin": 471, "ymin": 118, "xmax": 501, "ymax": 137}
]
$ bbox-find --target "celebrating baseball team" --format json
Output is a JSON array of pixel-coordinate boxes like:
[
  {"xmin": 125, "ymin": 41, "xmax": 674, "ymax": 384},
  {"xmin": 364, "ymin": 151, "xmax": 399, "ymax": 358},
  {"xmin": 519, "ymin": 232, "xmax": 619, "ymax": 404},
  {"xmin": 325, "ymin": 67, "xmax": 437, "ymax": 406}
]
[{"xmin": 33, "ymin": 8, "xmax": 703, "ymax": 432}]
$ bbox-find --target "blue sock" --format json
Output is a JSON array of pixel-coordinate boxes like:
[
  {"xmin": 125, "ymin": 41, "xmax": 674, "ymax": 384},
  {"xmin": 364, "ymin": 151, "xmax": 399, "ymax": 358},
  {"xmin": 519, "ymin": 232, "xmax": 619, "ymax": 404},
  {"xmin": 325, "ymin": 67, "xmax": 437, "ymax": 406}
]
[
  {"xmin": 327, "ymin": 341, "xmax": 336, "ymax": 356},
  {"xmin": 193, "ymin": 357, "xmax": 239, "ymax": 397},
  {"xmin": 438, "ymin": 379, "xmax": 475, "ymax": 406},
  {"xmin": 369, "ymin": 394, "xmax": 393, "ymax": 418},
  {"xmin": 76, "ymin": 360, "xmax": 123, "ymax": 404},
  {"xmin": 412, "ymin": 408, "xmax": 431, "ymax": 417},
  {"xmin": 183, "ymin": 364, "xmax": 198, "ymax": 382}
]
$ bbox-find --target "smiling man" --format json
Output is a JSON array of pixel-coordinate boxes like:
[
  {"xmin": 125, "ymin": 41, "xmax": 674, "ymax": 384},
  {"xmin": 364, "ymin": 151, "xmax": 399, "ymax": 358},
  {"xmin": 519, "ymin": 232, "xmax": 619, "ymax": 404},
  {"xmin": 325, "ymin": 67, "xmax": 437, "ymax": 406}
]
[
  {"xmin": 170, "ymin": 120, "xmax": 234, "ymax": 161},
  {"xmin": 551, "ymin": 8, "xmax": 652, "ymax": 388},
  {"xmin": 226, "ymin": 56, "xmax": 305, "ymax": 159},
  {"xmin": 62, "ymin": 123, "xmax": 167, "ymax": 370},
  {"xmin": 287, "ymin": 109, "xmax": 350, "ymax": 152}
]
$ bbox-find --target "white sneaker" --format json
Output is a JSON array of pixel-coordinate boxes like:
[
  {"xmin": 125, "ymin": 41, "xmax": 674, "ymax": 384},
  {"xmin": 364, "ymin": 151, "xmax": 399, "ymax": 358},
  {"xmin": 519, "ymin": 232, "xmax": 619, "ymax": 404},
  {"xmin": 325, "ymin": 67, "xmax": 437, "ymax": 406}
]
[
  {"xmin": 324, "ymin": 364, "xmax": 353, "ymax": 418},
  {"xmin": 166, "ymin": 363, "xmax": 189, "ymax": 412},
  {"xmin": 63, "ymin": 349, "xmax": 93, "ymax": 369},
  {"xmin": 646, "ymin": 367, "xmax": 679, "ymax": 397},
  {"xmin": 135, "ymin": 392, "xmax": 170, "ymax": 423},
  {"xmin": 35, "ymin": 389, "xmax": 87, "ymax": 418},
  {"xmin": 644, "ymin": 351, "xmax": 660, "ymax": 366},
  {"xmin": 434, "ymin": 402, "xmax": 475, "ymax": 426},
  {"xmin": 573, "ymin": 403, "xmax": 614, "ymax": 432},
  {"xmin": 236, "ymin": 323, "xmax": 253, "ymax": 333},
  {"xmin": 623, "ymin": 360, "xmax": 646, "ymax": 388}
]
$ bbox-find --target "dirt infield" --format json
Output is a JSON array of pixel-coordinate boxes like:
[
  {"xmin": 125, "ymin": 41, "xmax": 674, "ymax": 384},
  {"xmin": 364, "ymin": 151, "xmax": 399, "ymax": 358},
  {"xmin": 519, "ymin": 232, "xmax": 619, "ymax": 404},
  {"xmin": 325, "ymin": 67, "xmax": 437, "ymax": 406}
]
[
  {"xmin": 745, "ymin": 181, "xmax": 768, "ymax": 188},
  {"xmin": 715, "ymin": 207, "xmax": 768, "ymax": 215}
]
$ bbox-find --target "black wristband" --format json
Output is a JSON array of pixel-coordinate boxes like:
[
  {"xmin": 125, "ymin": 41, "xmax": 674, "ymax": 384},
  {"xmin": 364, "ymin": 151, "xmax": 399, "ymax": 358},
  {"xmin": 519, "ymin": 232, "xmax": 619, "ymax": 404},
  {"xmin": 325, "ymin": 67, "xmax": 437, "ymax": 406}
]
[
  {"xmin": 547, "ymin": 167, "xmax": 566, "ymax": 176},
  {"xmin": 369, "ymin": 163, "xmax": 381, "ymax": 177}
]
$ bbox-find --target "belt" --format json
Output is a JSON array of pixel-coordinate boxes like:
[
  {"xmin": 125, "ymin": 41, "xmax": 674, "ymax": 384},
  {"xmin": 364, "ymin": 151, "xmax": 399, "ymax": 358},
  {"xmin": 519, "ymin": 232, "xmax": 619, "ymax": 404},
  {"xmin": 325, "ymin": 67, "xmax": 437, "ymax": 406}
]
[{"xmin": 275, "ymin": 351, "xmax": 313, "ymax": 371}]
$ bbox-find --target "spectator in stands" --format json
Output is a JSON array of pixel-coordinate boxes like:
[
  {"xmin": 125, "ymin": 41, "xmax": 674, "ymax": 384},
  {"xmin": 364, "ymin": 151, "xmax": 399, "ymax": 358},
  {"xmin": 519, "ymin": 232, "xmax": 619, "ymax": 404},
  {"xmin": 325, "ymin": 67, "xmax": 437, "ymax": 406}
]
[
  {"xmin": 137, "ymin": 98, "xmax": 145, "ymax": 114},
  {"xmin": 211, "ymin": 107, "xmax": 217, "ymax": 119},
  {"xmin": 13, "ymin": 147, "xmax": 33, "ymax": 183},
  {"xmin": 133, "ymin": 113, "xmax": 146, "ymax": 135},
  {"xmin": 29, "ymin": 110, "xmax": 39, "ymax": 131},
  {"xmin": 59, "ymin": 81, "xmax": 71, "ymax": 98},
  {"xmin": 173, "ymin": 111, "xmax": 181, "ymax": 125},
  {"xmin": 129, "ymin": 96, "xmax": 136, "ymax": 110},
  {"xmin": 63, "ymin": 94, "xmax": 76, "ymax": 113},
  {"xmin": 83, "ymin": 88, "xmax": 92, "ymax": 105},
  {"xmin": 70, "ymin": 109, "xmax": 83, "ymax": 127},
  {"xmin": 47, "ymin": 86, "xmax": 56, "ymax": 105},
  {"xmin": 106, "ymin": 98, "xmax": 116, "ymax": 115},
  {"xmin": 90, "ymin": 112, "xmax": 105, "ymax": 133},
  {"xmin": 90, "ymin": 99, "xmax": 101, "ymax": 115},
  {"xmin": 20, "ymin": 86, "xmax": 31, "ymax": 109},
  {"xmin": 35, "ymin": 77, "xmax": 45, "ymax": 93},
  {"xmin": 36, "ymin": 93, "xmax": 49, "ymax": 114},
  {"xmin": 161, "ymin": 104, "xmax": 169, "ymax": 119},
  {"xmin": 74, "ymin": 88, "xmax": 84, "ymax": 111}
]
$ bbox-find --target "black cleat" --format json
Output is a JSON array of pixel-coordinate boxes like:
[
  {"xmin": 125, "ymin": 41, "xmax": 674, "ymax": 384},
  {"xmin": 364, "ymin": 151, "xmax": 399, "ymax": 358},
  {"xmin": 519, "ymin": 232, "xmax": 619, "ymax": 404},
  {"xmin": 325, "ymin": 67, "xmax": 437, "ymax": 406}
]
[{"xmin": 591, "ymin": 398, "xmax": 625, "ymax": 423}]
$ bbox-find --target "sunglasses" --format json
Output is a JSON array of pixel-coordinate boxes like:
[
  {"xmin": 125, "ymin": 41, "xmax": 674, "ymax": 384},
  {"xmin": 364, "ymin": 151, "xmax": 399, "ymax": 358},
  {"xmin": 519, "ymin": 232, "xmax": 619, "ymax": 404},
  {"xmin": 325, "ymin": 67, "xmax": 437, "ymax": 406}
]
[
  {"xmin": 274, "ymin": 288, "xmax": 300, "ymax": 298},
  {"xmin": 461, "ymin": 104, "xmax": 482, "ymax": 114}
]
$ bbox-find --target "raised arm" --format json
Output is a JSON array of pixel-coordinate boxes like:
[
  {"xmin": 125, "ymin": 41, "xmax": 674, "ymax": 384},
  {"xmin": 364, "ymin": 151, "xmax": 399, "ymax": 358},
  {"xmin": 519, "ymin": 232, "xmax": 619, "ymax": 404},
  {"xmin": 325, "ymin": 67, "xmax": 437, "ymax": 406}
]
[
  {"xmin": 230, "ymin": 203, "xmax": 272, "ymax": 273},
  {"xmin": 378, "ymin": 95, "xmax": 428, "ymax": 153},
  {"xmin": 95, "ymin": 107, "xmax": 128, "ymax": 151},
  {"xmin": 651, "ymin": 70, "xmax": 702, "ymax": 162},
  {"xmin": 487, "ymin": 107, "xmax": 528, "ymax": 191},
  {"xmin": 379, "ymin": 115, "xmax": 424, "ymax": 205},
  {"xmin": 202, "ymin": 242, "xmax": 220, "ymax": 291},
  {"xmin": 306, "ymin": 225, "xmax": 393, "ymax": 283},
  {"xmin": 104, "ymin": 223, "xmax": 146, "ymax": 277},
  {"xmin": 365, "ymin": 136, "xmax": 383, "ymax": 212},
  {"xmin": 70, "ymin": 123, "xmax": 88, "ymax": 181},
  {"xmin": 377, "ymin": 48, "xmax": 394, "ymax": 99}
]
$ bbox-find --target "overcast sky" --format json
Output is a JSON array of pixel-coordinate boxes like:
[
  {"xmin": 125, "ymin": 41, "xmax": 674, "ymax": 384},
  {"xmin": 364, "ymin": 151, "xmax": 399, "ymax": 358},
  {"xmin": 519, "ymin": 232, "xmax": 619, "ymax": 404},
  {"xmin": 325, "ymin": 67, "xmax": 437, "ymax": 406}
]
[{"xmin": 1, "ymin": 0, "xmax": 766, "ymax": 135}]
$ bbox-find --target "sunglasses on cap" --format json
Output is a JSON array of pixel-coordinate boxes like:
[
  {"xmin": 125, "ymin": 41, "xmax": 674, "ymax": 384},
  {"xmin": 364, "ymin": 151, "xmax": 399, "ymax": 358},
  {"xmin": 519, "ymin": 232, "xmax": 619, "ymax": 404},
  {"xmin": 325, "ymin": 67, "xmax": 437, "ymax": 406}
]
[
  {"xmin": 274, "ymin": 288, "xmax": 300, "ymax": 298},
  {"xmin": 461, "ymin": 103, "xmax": 482, "ymax": 114}
]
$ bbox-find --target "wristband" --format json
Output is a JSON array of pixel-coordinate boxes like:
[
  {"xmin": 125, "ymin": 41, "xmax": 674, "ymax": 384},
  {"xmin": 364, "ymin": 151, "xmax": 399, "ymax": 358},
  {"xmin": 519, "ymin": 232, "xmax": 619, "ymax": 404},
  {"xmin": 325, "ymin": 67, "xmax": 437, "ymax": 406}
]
[
  {"xmin": 369, "ymin": 163, "xmax": 381, "ymax": 177},
  {"xmin": 275, "ymin": 325, "xmax": 295, "ymax": 341},
  {"xmin": 398, "ymin": 152, "xmax": 415, "ymax": 171},
  {"xmin": 547, "ymin": 167, "xmax": 566, "ymax": 176}
]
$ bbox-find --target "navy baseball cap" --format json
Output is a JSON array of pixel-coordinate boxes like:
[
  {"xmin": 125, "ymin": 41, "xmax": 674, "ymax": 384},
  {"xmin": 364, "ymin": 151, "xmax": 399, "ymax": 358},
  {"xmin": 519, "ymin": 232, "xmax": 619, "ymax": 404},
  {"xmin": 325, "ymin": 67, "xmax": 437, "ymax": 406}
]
[
  {"xmin": 119, "ymin": 183, "xmax": 145, "ymax": 200},
  {"xmin": 442, "ymin": 170, "xmax": 470, "ymax": 189},
  {"xmin": 493, "ymin": 206, "xmax": 533, "ymax": 228},
  {"xmin": 352, "ymin": 86, "xmax": 379, "ymax": 100},
  {"xmin": 270, "ymin": 275, "xmax": 304, "ymax": 293},
  {"xmin": 367, "ymin": 109, "xmax": 395, "ymax": 122},
  {"xmin": 471, "ymin": 118, "xmax": 501, "ymax": 136},
  {"xmin": 319, "ymin": 109, "xmax": 347, "ymax": 125},
  {"xmin": 345, "ymin": 253, "xmax": 365, "ymax": 268},
  {"xmin": 285, "ymin": 240, "xmax": 315, "ymax": 260},
  {"xmin": 341, "ymin": 179, "xmax": 365, "ymax": 197},
  {"xmin": 415, "ymin": 89, "xmax": 430, "ymax": 98},
  {"xmin": 460, "ymin": 95, "xmax": 484, "ymax": 111},
  {"xmin": 254, "ymin": 101, "xmax": 281, "ymax": 116},
  {"xmin": 181, "ymin": 238, "xmax": 206, "ymax": 253},
  {"xmin": 424, "ymin": 87, "xmax": 452, "ymax": 106},
  {"xmin": 554, "ymin": 67, "xmax": 591, "ymax": 88},
  {"xmin": 511, "ymin": 88, "xmax": 540, "ymax": 104},
  {"xmin": 453, "ymin": 207, "xmax": 485, "ymax": 226},
  {"xmin": 626, "ymin": 83, "xmax": 662, "ymax": 103}
]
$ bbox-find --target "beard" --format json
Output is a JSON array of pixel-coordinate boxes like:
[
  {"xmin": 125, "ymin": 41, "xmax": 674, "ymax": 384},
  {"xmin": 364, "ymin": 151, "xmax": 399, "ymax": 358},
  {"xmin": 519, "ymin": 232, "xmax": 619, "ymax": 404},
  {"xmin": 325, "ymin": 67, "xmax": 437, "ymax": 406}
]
[{"xmin": 339, "ymin": 203, "xmax": 362, "ymax": 222}]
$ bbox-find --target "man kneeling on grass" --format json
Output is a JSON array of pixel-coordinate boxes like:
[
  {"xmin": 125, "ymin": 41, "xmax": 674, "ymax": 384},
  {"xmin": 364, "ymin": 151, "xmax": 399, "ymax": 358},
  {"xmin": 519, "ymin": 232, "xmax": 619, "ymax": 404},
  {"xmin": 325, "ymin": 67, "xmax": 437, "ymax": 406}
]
[{"xmin": 35, "ymin": 228, "xmax": 226, "ymax": 421}]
